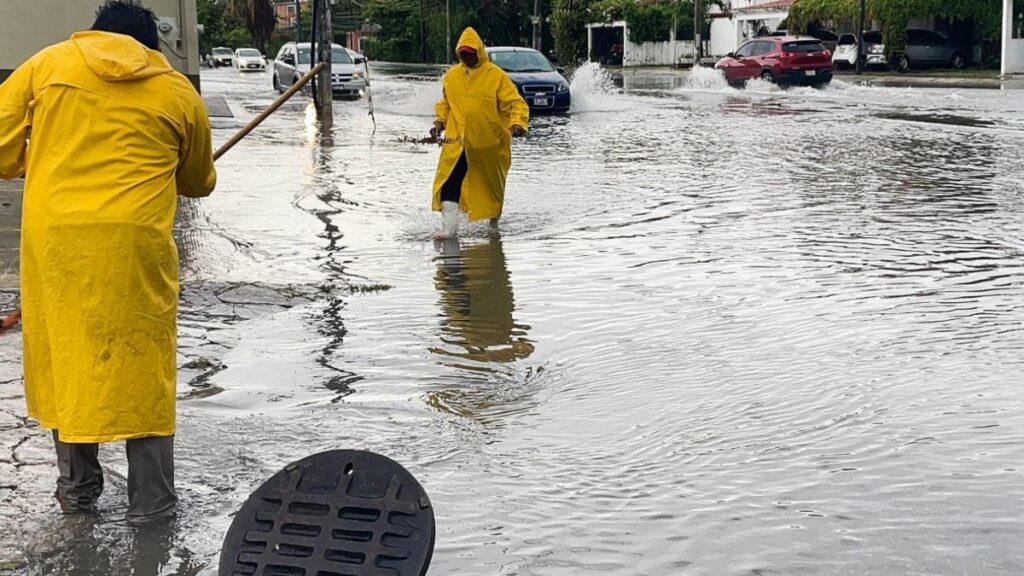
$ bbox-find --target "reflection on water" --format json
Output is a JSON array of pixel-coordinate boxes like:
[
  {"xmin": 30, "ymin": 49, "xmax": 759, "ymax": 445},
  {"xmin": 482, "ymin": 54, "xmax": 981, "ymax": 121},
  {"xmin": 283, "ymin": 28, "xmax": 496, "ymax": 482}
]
[
  {"xmin": 426, "ymin": 237, "xmax": 537, "ymax": 422},
  {"xmin": 431, "ymin": 238, "xmax": 533, "ymax": 364}
]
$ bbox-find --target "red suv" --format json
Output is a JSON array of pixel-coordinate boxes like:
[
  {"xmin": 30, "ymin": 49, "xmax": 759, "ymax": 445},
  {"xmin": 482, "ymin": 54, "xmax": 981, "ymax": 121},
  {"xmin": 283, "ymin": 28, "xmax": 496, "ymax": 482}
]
[{"xmin": 715, "ymin": 36, "xmax": 833, "ymax": 88}]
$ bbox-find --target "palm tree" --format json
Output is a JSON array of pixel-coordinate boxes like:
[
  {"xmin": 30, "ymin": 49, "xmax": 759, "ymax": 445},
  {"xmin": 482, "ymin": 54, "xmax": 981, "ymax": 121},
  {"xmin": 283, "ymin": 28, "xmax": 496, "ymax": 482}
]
[{"xmin": 228, "ymin": 0, "xmax": 277, "ymax": 53}]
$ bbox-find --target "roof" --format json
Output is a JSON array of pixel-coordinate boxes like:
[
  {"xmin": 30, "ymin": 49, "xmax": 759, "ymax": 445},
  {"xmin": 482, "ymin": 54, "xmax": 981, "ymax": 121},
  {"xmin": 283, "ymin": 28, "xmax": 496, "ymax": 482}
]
[
  {"xmin": 486, "ymin": 46, "xmax": 541, "ymax": 53},
  {"xmin": 735, "ymin": 0, "xmax": 794, "ymax": 13}
]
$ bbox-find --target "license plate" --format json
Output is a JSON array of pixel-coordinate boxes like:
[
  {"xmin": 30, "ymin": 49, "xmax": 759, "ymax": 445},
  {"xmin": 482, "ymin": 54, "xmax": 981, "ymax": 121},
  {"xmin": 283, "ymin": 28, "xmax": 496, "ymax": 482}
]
[
  {"xmin": 534, "ymin": 97, "xmax": 549, "ymax": 106},
  {"xmin": 805, "ymin": 70, "xmax": 816, "ymax": 77}
]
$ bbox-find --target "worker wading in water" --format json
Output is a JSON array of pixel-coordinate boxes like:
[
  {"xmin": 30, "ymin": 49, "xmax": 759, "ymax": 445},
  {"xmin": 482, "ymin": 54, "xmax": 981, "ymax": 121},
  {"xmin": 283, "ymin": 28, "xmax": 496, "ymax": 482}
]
[
  {"xmin": 430, "ymin": 28, "xmax": 530, "ymax": 240},
  {"xmin": 0, "ymin": 1, "xmax": 216, "ymax": 524}
]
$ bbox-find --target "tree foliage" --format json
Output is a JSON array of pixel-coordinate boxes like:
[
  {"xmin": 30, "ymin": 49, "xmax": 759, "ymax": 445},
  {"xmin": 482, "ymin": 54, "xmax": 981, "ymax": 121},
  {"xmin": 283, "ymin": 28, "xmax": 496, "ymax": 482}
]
[
  {"xmin": 789, "ymin": 0, "xmax": 1002, "ymax": 56},
  {"xmin": 197, "ymin": 0, "xmax": 251, "ymax": 52},
  {"xmin": 227, "ymin": 0, "xmax": 277, "ymax": 53},
  {"xmin": 361, "ymin": 0, "xmax": 554, "ymax": 64}
]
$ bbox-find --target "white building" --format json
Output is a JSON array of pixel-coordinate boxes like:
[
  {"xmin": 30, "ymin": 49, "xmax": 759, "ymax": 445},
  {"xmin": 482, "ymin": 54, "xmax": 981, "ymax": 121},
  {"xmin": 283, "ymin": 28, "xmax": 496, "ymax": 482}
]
[
  {"xmin": 1005, "ymin": 0, "xmax": 1024, "ymax": 74},
  {"xmin": 709, "ymin": 0, "xmax": 793, "ymax": 56},
  {"xmin": 586, "ymin": 20, "xmax": 696, "ymax": 66}
]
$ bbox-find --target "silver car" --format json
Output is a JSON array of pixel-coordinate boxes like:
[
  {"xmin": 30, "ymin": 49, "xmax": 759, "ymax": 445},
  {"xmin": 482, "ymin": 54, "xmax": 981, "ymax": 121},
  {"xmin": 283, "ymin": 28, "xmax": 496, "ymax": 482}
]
[
  {"xmin": 865, "ymin": 29, "xmax": 966, "ymax": 72},
  {"xmin": 272, "ymin": 42, "xmax": 366, "ymax": 97}
]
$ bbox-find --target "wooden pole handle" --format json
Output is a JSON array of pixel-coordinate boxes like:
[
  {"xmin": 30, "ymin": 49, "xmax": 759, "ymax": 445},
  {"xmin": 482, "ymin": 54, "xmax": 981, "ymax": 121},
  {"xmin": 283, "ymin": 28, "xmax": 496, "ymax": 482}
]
[{"xmin": 213, "ymin": 61, "xmax": 328, "ymax": 161}]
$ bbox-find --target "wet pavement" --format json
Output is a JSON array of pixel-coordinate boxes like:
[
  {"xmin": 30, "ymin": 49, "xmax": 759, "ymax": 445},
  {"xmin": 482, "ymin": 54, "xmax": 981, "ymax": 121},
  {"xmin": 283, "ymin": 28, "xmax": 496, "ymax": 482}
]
[{"xmin": 2, "ymin": 63, "xmax": 1024, "ymax": 574}]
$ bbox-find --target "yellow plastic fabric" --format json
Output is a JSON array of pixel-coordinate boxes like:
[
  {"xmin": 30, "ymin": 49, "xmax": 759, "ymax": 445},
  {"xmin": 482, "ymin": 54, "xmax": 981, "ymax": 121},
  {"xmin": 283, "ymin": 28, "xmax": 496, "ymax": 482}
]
[
  {"xmin": 432, "ymin": 28, "xmax": 529, "ymax": 221},
  {"xmin": 0, "ymin": 31, "xmax": 216, "ymax": 443}
]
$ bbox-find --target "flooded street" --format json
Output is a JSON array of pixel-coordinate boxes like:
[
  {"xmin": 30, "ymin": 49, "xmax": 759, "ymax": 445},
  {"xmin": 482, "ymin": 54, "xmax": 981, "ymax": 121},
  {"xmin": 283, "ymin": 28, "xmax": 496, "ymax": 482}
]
[{"xmin": 3, "ymin": 64, "xmax": 1024, "ymax": 575}]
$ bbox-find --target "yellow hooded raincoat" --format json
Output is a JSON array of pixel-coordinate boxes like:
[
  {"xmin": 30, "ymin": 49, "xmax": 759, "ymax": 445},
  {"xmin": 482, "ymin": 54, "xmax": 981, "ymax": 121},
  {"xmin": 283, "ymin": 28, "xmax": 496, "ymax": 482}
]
[
  {"xmin": 0, "ymin": 32, "xmax": 216, "ymax": 443},
  {"xmin": 432, "ymin": 28, "xmax": 529, "ymax": 221}
]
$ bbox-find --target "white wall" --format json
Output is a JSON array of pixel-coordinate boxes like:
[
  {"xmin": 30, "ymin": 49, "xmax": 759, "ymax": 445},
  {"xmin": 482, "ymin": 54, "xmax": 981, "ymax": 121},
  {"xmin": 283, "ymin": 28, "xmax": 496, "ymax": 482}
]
[
  {"xmin": 0, "ymin": 0, "xmax": 199, "ymax": 81},
  {"xmin": 1005, "ymin": 0, "xmax": 1024, "ymax": 74},
  {"xmin": 624, "ymin": 39, "xmax": 697, "ymax": 66},
  {"xmin": 710, "ymin": 19, "xmax": 739, "ymax": 56}
]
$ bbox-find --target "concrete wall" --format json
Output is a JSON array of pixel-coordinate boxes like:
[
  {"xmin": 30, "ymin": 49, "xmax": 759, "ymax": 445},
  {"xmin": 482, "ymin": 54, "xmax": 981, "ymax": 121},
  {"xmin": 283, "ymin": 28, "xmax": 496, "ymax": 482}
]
[
  {"xmin": 1005, "ymin": 0, "xmax": 1024, "ymax": 74},
  {"xmin": 0, "ymin": 0, "xmax": 200, "ymax": 89}
]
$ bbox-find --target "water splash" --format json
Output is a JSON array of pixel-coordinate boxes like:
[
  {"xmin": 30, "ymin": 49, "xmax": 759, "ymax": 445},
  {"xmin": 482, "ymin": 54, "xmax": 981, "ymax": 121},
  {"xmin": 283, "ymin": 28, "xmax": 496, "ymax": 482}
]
[
  {"xmin": 683, "ymin": 65, "xmax": 733, "ymax": 91},
  {"xmin": 569, "ymin": 62, "xmax": 620, "ymax": 113}
]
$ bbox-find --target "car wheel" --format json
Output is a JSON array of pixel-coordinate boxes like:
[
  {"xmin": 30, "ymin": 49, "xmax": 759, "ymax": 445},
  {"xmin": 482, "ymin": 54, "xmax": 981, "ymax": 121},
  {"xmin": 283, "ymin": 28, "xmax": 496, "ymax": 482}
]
[
  {"xmin": 951, "ymin": 53, "xmax": 966, "ymax": 70},
  {"xmin": 760, "ymin": 69, "xmax": 775, "ymax": 83},
  {"xmin": 897, "ymin": 55, "xmax": 911, "ymax": 73},
  {"xmin": 273, "ymin": 73, "xmax": 283, "ymax": 94}
]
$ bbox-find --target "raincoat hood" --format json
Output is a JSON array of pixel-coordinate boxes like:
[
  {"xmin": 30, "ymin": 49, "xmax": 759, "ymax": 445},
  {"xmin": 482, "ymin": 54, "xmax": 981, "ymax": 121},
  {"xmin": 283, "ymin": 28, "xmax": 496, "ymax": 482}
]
[
  {"xmin": 456, "ymin": 28, "xmax": 489, "ymax": 65},
  {"xmin": 72, "ymin": 31, "xmax": 173, "ymax": 82}
]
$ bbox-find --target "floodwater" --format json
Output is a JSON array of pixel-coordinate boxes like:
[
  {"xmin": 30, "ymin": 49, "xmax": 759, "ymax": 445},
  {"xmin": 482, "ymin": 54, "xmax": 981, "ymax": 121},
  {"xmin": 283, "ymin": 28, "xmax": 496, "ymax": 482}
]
[{"xmin": 3, "ymin": 63, "xmax": 1024, "ymax": 575}]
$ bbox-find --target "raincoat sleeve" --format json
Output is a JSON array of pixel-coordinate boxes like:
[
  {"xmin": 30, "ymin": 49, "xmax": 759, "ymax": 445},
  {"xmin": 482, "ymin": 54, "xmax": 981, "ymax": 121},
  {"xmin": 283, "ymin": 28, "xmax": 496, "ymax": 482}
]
[
  {"xmin": 434, "ymin": 85, "xmax": 451, "ymax": 127},
  {"xmin": 497, "ymin": 74, "xmax": 529, "ymax": 132},
  {"xmin": 0, "ymin": 59, "xmax": 35, "ymax": 179},
  {"xmin": 176, "ymin": 101, "xmax": 217, "ymax": 198}
]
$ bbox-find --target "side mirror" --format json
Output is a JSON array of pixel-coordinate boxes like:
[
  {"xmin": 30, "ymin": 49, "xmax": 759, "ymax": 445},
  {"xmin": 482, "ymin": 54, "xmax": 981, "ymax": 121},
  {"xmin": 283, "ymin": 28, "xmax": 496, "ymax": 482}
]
[
  {"xmin": 557, "ymin": 67, "xmax": 565, "ymax": 74},
  {"xmin": 726, "ymin": 52, "xmax": 735, "ymax": 58}
]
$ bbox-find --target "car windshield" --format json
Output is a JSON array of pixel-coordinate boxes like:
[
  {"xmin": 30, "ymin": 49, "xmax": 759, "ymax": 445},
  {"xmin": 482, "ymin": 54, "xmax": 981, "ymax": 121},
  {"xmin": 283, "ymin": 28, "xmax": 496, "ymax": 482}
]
[
  {"xmin": 864, "ymin": 31, "xmax": 882, "ymax": 44},
  {"xmin": 213, "ymin": 48, "xmax": 232, "ymax": 55},
  {"xmin": 783, "ymin": 41, "xmax": 825, "ymax": 53},
  {"xmin": 238, "ymin": 49, "xmax": 261, "ymax": 58},
  {"xmin": 489, "ymin": 51, "xmax": 554, "ymax": 73},
  {"xmin": 296, "ymin": 47, "xmax": 352, "ymax": 65},
  {"xmin": 838, "ymin": 34, "xmax": 856, "ymax": 45}
]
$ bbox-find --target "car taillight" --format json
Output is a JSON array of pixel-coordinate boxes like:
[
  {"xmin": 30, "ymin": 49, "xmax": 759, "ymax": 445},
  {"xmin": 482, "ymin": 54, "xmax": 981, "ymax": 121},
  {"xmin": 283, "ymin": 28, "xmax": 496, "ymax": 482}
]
[{"xmin": 781, "ymin": 52, "xmax": 794, "ymax": 59}]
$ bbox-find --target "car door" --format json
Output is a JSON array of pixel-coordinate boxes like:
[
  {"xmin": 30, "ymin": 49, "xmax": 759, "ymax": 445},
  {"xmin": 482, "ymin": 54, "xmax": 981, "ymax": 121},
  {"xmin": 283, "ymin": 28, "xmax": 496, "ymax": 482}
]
[
  {"xmin": 724, "ymin": 42, "xmax": 756, "ymax": 82},
  {"xmin": 745, "ymin": 40, "xmax": 770, "ymax": 77},
  {"xmin": 924, "ymin": 30, "xmax": 953, "ymax": 64},
  {"xmin": 905, "ymin": 30, "xmax": 931, "ymax": 64}
]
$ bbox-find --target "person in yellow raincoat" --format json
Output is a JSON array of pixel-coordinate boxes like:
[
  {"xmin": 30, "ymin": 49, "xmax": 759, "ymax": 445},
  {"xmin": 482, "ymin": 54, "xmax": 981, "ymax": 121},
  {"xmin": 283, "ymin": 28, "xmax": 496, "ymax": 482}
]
[
  {"xmin": 0, "ymin": 1, "xmax": 216, "ymax": 524},
  {"xmin": 430, "ymin": 28, "xmax": 530, "ymax": 239}
]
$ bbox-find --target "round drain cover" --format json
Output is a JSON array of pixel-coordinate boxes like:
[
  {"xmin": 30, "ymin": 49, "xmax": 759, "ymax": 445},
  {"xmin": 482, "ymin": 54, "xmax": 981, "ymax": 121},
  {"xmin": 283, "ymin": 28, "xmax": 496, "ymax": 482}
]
[{"xmin": 220, "ymin": 450, "xmax": 435, "ymax": 576}]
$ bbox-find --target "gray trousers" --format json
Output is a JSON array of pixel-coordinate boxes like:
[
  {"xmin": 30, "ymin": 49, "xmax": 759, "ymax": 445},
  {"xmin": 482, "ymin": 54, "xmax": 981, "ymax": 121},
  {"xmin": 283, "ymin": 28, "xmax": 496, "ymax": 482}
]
[{"xmin": 52, "ymin": 430, "xmax": 177, "ymax": 524}]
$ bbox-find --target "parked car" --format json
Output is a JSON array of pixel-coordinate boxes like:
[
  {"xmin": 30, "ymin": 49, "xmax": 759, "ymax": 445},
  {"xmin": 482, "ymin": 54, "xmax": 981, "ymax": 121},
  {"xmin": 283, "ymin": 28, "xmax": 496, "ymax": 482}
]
[
  {"xmin": 716, "ymin": 36, "xmax": 833, "ymax": 88},
  {"xmin": 486, "ymin": 47, "xmax": 571, "ymax": 113},
  {"xmin": 211, "ymin": 47, "xmax": 234, "ymax": 67},
  {"xmin": 344, "ymin": 47, "xmax": 369, "ymax": 80},
  {"xmin": 832, "ymin": 31, "xmax": 882, "ymax": 69},
  {"xmin": 272, "ymin": 42, "xmax": 366, "ymax": 97},
  {"xmin": 864, "ymin": 29, "xmax": 967, "ymax": 72},
  {"xmin": 234, "ymin": 48, "xmax": 266, "ymax": 72}
]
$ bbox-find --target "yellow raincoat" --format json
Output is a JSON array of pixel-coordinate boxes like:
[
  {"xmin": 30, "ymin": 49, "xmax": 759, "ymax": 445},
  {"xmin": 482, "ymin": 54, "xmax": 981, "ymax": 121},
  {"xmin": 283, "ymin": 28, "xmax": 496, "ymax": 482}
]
[
  {"xmin": 432, "ymin": 28, "xmax": 529, "ymax": 221},
  {"xmin": 0, "ymin": 32, "xmax": 216, "ymax": 443}
]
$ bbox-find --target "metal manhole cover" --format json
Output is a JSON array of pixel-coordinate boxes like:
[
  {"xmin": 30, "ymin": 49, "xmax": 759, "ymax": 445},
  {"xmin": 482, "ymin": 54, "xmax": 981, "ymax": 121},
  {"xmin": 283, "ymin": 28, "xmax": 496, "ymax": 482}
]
[{"xmin": 220, "ymin": 450, "xmax": 435, "ymax": 576}]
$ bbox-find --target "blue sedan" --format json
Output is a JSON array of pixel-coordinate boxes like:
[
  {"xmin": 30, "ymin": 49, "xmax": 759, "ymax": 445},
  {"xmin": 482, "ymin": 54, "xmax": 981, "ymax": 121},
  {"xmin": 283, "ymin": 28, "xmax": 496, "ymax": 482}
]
[{"xmin": 487, "ymin": 47, "xmax": 571, "ymax": 114}]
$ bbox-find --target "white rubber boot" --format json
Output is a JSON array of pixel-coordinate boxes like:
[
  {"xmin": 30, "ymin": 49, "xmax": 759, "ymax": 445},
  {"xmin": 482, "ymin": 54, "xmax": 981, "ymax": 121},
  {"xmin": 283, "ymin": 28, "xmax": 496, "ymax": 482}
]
[{"xmin": 434, "ymin": 201, "xmax": 461, "ymax": 240}]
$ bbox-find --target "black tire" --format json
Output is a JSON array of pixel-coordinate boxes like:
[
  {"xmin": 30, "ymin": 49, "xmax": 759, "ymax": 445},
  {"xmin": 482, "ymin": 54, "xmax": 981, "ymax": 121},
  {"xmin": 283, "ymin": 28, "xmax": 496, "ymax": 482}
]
[
  {"xmin": 761, "ymin": 69, "xmax": 775, "ymax": 83},
  {"xmin": 951, "ymin": 53, "xmax": 966, "ymax": 70},
  {"xmin": 273, "ymin": 73, "xmax": 283, "ymax": 94},
  {"xmin": 897, "ymin": 55, "xmax": 911, "ymax": 73}
]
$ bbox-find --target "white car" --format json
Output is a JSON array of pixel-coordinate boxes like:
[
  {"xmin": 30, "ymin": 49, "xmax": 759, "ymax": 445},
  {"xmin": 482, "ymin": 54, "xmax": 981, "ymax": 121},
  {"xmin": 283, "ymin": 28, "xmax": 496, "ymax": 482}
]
[
  {"xmin": 832, "ymin": 31, "xmax": 882, "ymax": 70},
  {"xmin": 234, "ymin": 48, "xmax": 266, "ymax": 72}
]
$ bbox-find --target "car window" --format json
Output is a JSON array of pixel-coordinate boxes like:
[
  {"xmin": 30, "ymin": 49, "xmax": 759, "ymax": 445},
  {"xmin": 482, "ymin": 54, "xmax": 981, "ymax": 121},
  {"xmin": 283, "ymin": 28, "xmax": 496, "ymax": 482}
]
[
  {"xmin": 761, "ymin": 41, "xmax": 780, "ymax": 56},
  {"xmin": 814, "ymin": 30, "xmax": 838, "ymax": 41},
  {"xmin": 489, "ymin": 51, "xmax": 554, "ymax": 72},
  {"xmin": 296, "ymin": 47, "xmax": 353, "ymax": 65},
  {"xmin": 783, "ymin": 41, "xmax": 826, "ymax": 53},
  {"xmin": 922, "ymin": 30, "xmax": 946, "ymax": 45},
  {"xmin": 838, "ymin": 34, "xmax": 856, "ymax": 45},
  {"xmin": 735, "ymin": 42, "xmax": 755, "ymax": 57},
  {"xmin": 906, "ymin": 30, "xmax": 928, "ymax": 44},
  {"xmin": 238, "ymin": 49, "xmax": 261, "ymax": 58},
  {"xmin": 863, "ymin": 31, "xmax": 882, "ymax": 44}
]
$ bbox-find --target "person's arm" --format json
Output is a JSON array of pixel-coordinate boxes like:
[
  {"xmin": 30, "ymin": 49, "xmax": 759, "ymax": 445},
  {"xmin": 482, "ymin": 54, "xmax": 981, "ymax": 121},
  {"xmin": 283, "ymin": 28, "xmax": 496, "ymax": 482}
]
[
  {"xmin": 177, "ymin": 99, "xmax": 216, "ymax": 198},
  {"xmin": 497, "ymin": 73, "xmax": 529, "ymax": 137},
  {"xmin": 432, "ymin": 82, "xmax": 451, "ymax": 138},
  {"xmin": 0, "ymin": 58, "xmax": 36, "ymax": 179}
]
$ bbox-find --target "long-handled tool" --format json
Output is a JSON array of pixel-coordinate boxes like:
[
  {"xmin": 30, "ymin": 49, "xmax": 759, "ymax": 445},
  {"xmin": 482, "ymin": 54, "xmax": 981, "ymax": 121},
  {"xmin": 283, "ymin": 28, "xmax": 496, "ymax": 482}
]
[{"xmin": 0, "ymin": 62, "xmax": 328, "ymax": 335}]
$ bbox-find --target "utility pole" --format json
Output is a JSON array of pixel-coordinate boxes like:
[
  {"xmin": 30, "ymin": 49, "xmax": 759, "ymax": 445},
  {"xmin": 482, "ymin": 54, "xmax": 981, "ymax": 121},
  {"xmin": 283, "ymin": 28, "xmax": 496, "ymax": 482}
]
[
  {"xmin": 295, "ymin": 0, "xmax": 302, "ymax": 41},
  {"xmin": 532, "ymin": 0, "xmax": 541, "ymax": 51},
  {"xmin": 856, "ymin": 0, "xmax": 866, "ymax": 74},
  {"xmin": 315, "ymin": 0, "xmax": 333, "ymax": 133},
  {"xmin": 419, "ymin": 0, "xmax": 427, "ymax": 63},
  {"xmin": 694, "ymin": 0, "xmax": 703, "ymax": 61}
]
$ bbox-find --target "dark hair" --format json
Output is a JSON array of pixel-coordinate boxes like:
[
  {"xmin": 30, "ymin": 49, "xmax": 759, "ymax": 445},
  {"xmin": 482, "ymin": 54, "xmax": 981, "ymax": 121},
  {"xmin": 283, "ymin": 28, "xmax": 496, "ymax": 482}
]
[{"xmin": 92, "ymin": 1, "xmax": 160, "ymax": 50}]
